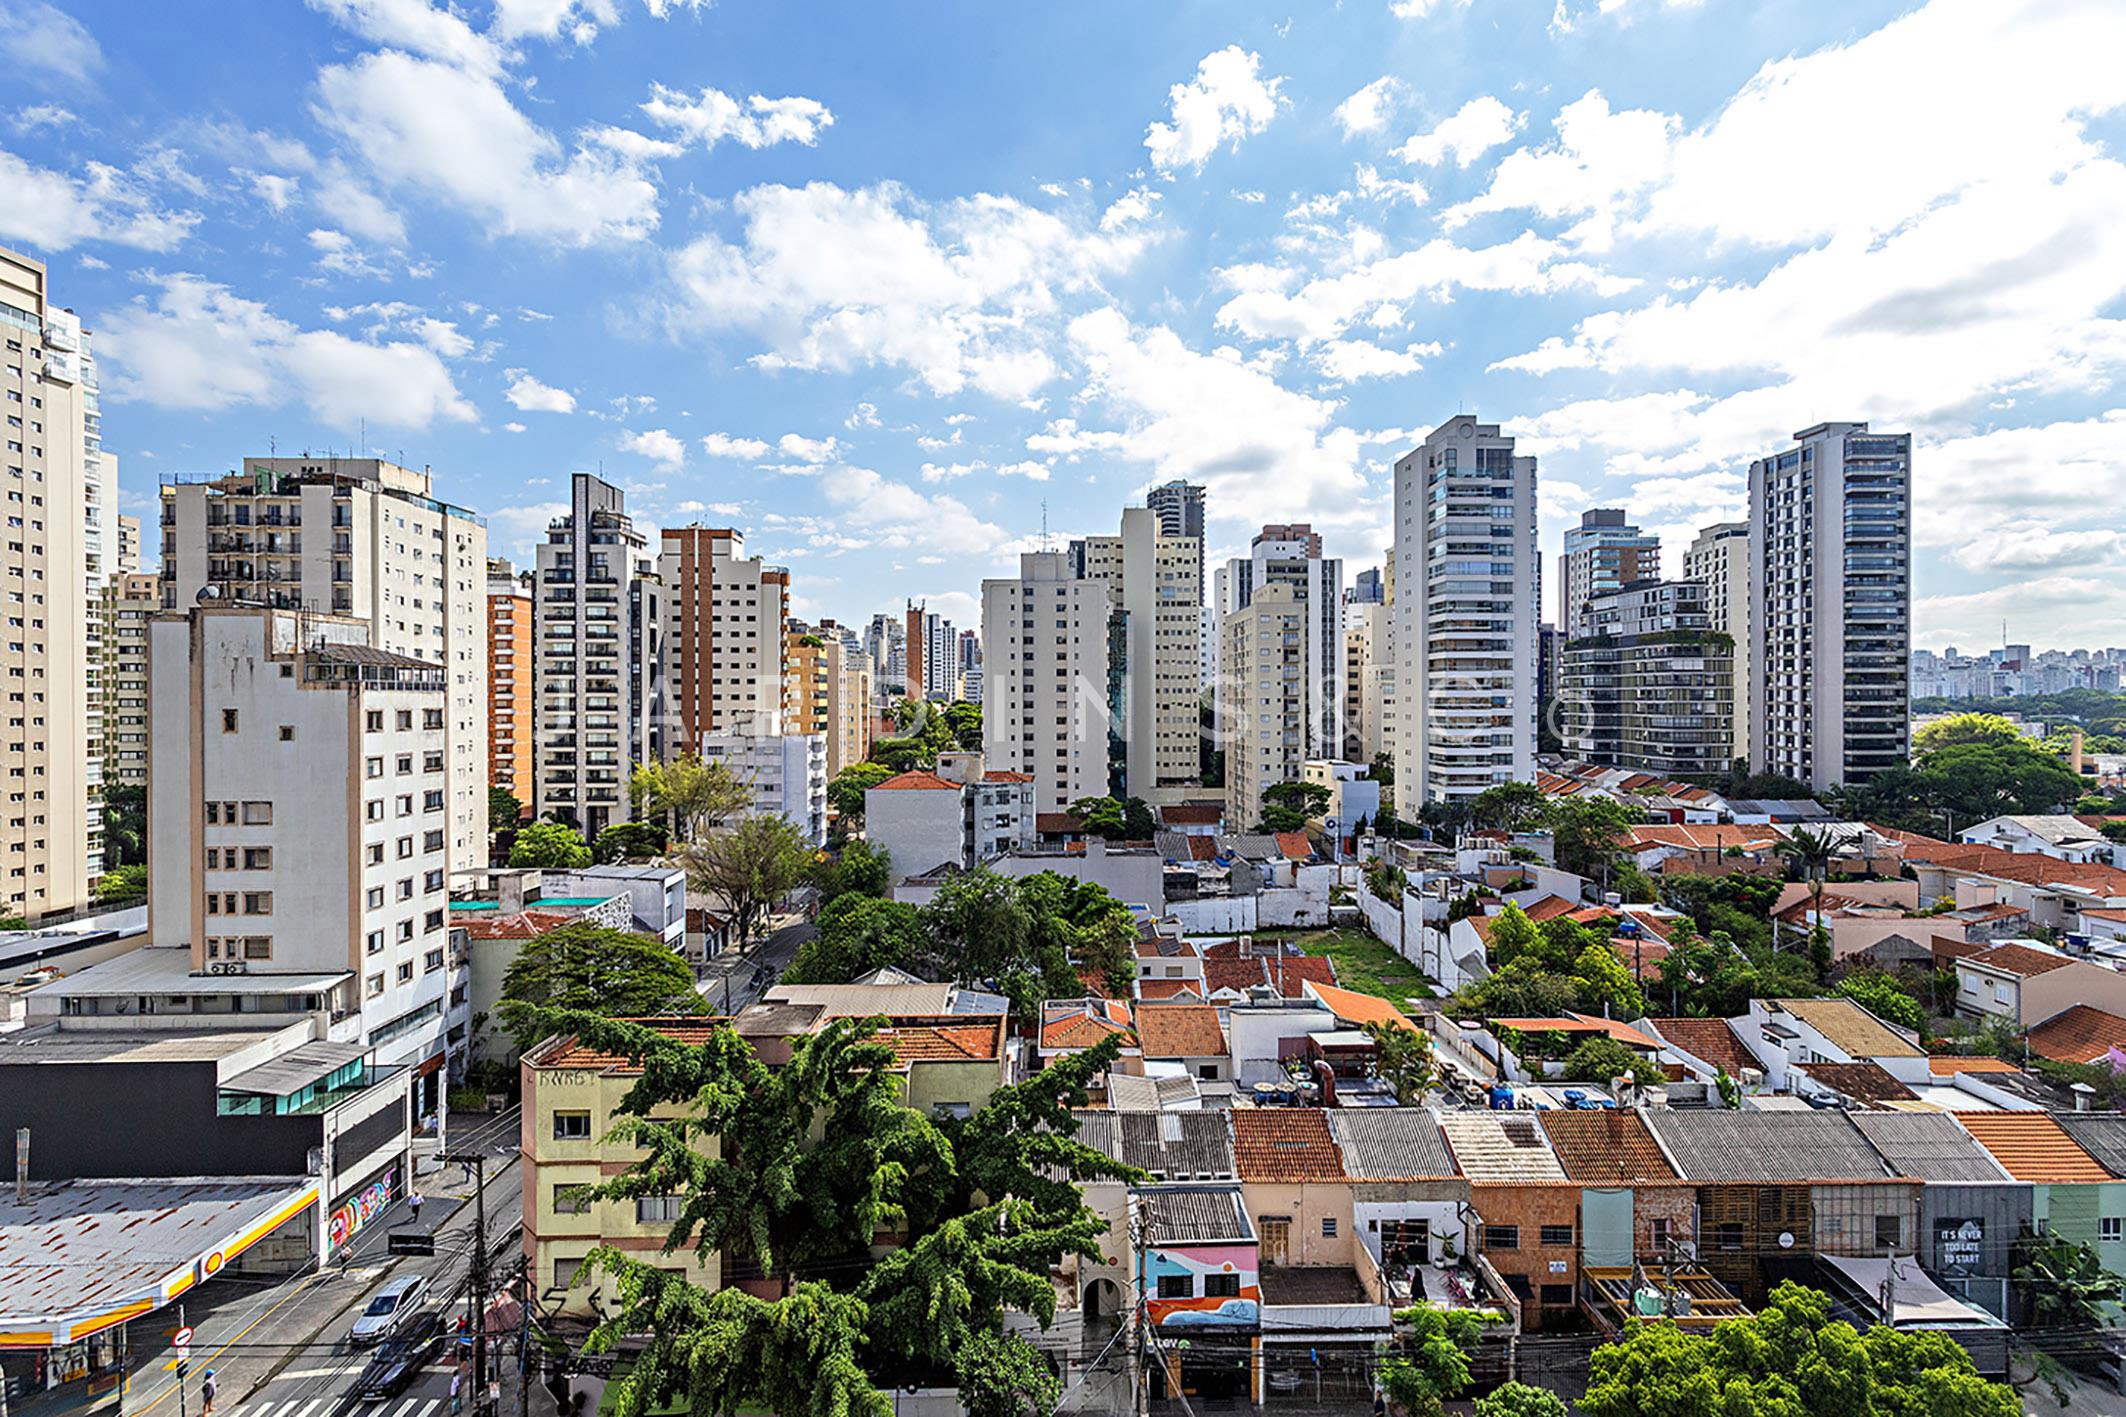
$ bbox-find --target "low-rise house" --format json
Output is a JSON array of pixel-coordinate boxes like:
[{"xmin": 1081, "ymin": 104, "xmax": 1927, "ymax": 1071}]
[
  {"xmin": 1037, "ymin": 997, "xmax": 1139, "ymax": 1081},
  {"xmin": 1741, "ymin": 997, "xmax": 1929, "ymax": 1090},
  {"xmin": 1134, "ymin": 1003, "xmax": 1231, "ymax": 1086},
  {"xmin": 1134, "ymin": 1187, "xmax": 1261, "ymax": 1404},
  {"xmin": 1132, "ymin": 933, "xmax": 1207, "ymax": 992},
  {"xmin": 1224, "ymin": 1000, "xmax": 1341, "ymax": 1089},
  {"xmin": 869, "ymin": 1014, "xmax": 1009, "ymax": 1119},
  {"xmin": 1642, "ymin": 1110, "xmax": 1917, "ymax": 1306},
  {"xmin": 864, "ymin": 754, "xmax": 1036, "ymax": 882},
  {"xmin": 1327, "ymin": 1109, "xmax": 1471, "ymax": 1287},
  {"xmin": 1624, "ymin": 822, "xmax": 1787, "ymax": 876},
  {"xmin": 1848, "ymin": 1111, "xmax": 2029, "ymax": 1319},
  {"xmin": 1540, "ymin": 1110, "xmax": 1697, "ymax": 1266},
  {"xmin": 1905, "ymin": 838, "xmax": 2126, "ymax": 934},
  {"xmin": 1960, "ymin": 814, "xmax": 2116, "ymax": 864},
  {"xmin": 1158, "ymin": 803, "xmax": 1224, "ymax": 837},
  {"xmin": 1955, "ymin": 1112, "xmax": 2126, "ymax": 1279},
  {"xmin": 1952, "ymin": 942, "xmax": 2126, "ymax": 1028},
  {"xmin": 1199, "ymin": 939, "xmax": 1337, "ymax": 1004},
  {"xmin": 2024, "ymin": 1004, "xmax": 2126, "ymax": 1068},
  {"xmin": 1643, "ymin": 1016, "xmax": 1763, "ymax": 1093},
  {"xmin": 1438, "ymin": 1111, "xmax": 1582, "ymax": 1330}
]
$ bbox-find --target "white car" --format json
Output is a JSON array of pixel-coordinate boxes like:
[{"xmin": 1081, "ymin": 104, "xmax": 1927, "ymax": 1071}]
[{"xmin": 349, "ymin": 1275, "xmax": 428, "ymax": 1346}]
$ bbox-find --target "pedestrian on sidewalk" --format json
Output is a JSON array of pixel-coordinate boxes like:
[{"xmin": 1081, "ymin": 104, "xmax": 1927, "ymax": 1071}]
[
  {"xmin": 201, "ymin": 1369, "xmax": 218, "ymax": 1416},
  {"xmin": 451, "ymin": 1369, "xmax": 464, "ymax": 1416},
  {"xmin": 408, "ymin": 1191, "xmax": 423, "ymax": 1223}
]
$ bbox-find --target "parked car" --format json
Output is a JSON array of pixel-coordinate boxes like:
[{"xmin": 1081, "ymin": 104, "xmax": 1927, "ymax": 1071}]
[
  {"xmin": 354, "ymin": 1309, "xmax": 444, "ymax": 1399},
  {"xmin": 349, "ymin": 1274, "xmax": 430, "ymax": 1346}
]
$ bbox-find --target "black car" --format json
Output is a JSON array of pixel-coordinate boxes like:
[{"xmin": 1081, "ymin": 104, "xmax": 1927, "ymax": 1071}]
[{"xmin": 354, "ymin": 1309, "xmax": 445, "ymax": 1401}]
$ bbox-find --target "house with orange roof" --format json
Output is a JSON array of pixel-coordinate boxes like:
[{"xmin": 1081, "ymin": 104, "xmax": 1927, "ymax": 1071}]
[
  {"xmin": 864, "ymin": 754, "xmax": 1035, "ymax": 886},
  {"xmin": 1303, "ymin": 980, "xmax": 1418, "ymax": 1033},
  {"xmin": 1952, "ymin": 941, "xmax": 2126, "ymax": 1030},
  {"xmin": 869, "ymin": 1013, "xmax": 1010, "ymax": 1118},
  {"xmin": 1134, "ymin": 1002, "xmax": 1231, "ymax": 1085},
  {"xmin": 1037, "ymin": 997, "xmax": 1141, "ymax": 1083},
  {"xmin": 1624, "ymin": 821, "xmax": 1789, "ymax": 876},
  {"xmin": 2024, "ymin": 1004, "xmax": 2126, "ymax": 1069},
  {"xmin": 1909, "ymin": 839, "xmax": 2126, "ymax": 934},
  {"xmin": 1955, "ymin": 1111, "xmax": 2126, "ymax": 1276}
]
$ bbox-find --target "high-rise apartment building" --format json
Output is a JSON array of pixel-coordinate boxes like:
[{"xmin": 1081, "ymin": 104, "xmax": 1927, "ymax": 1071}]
[
  {"xmin": 99, "ymin": 571, "xmax": 158, "ymax": 789},
  {"xmin": 1351, "ymin": 568, "xmax": 1384, "ymax": 604},
  {"xmin": 1682, "ymin": 521, "xmax": 1752, "ymax": 769},
  {"xmin": 957, "ymin": 628, "xmax": 983, "ymax": 706},
  {"xmin": 1391, "ymin": 416, "xmax": 1539, "ymax": 814},
  {"xmin": 784, "ymin": 623, "xmax": 832, "ymax": 743},
  {"xmin": 1144, "ymin": 479, "xmax": 1207, "ymax": 604},
  {"xmin": 146, "ymin": 605, "xmax": 471, "ymax": 1100},
  {"xmin": 0, "ymin": 249, "xmax": 102, "ymax": 919},
  {"xmin": 658, "ymin": 526, "xmax": 787, "ymax": 752},
  {"xmin": 162, "ymin": 455, "xmax": 490, "ymax": 880},
  {"xmin": 1224, "ymin": 581, "xmax": 1310, "ymax": 830},
  {"xmin": 487, "ymin": 558, "xmax": 533, "ymax": 809},
  {"xmin": 115, "ymin": 513, "xmax": 140, "ymax": 575},
  {"xmin": 810, "ymin": 618, "xmax": 871, "ymax": 778},
  {"xmin": 1560, "ymin": 580, "xmax": 1732, "ymax": 776},
  {"xmin": 1217, "ymin": 524, "xmax": 1343, "ymax": 760},
  {"xmin": 864, "ymin": 612, "xmax": 907, "ymax": 692},
  {"xmin": 903, "ymin": 603, "xmax": 959, "ymax": 703},
  {"xmin": 1557, "ymin": 509, "xmax": 1660, "ymax": 638},
  {"xmin": 980, "ymin": 551, "xmax": 1114, "ymax": 814},
  {"xmin": 1072, "ymin": 507, "xmax": 1203, "ymax": 796},
  {"xmin": 535, "ymin": 474, "xmax": 661, "ymax": 837},
  {"xmin": 1342, "ymin": 597, "xmax": 1392, "ymax": 767},
  {"xmin": 1748, "ymin": 423, "xmax": 1912, "ymax": 792}
]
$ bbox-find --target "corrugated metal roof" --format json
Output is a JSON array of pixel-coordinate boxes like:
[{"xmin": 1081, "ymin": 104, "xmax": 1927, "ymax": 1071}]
[
  {"xmin": 222, "ymin": 1040, "xmax": 370, "ymax": 1097},
  {"xmin": 1135, "ymin": 1186, "xmax": 1253, "ymax": 1243},
  {"xmin": 2055, "ymin": 1115, "xmax": 2126, "ymax": 1179},
  {"xmin": 1850, "ymin": 1112, "xmax": 2013, "ymax": 1183},
  {"xmin": 1643, "ymin": 1110, "xmax": 1892, "ymax": 1182},
  {"xmin": 1328, "ymin": 1108, "xmax": 1456, "ymax": 1180}
]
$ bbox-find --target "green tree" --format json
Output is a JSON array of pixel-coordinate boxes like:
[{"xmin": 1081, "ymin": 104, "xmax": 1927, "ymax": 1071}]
[
  {"xmin": 1455, "ymin": 957, "xmax": 1585, "ymax": 1018},
  {"xmin": 508, "ymin": 820, "xmax": 592, "ymax": 869},
  {"xmin": 102, "ymin": 784, "xmax": 147, "ymax": 868},
  {"xmin": 1562, "ymin": 1035, "xmax": 1660, "ymax": 1086},
  {"xmin": 828, "ymin": 761, "xmax": 896, "ymax": 821},
  {"xmin": 1379, "ymin": 1304, "xmax": 1491, "ymax": 1416},
  {"xmin": 1912, "ymin": 712, "xmax": 2026, "ymax": 754},
  {"xmin": 1773, "ymin": 826, "xmax": 1837, "ymax": 951},
  {"xmin": 952, "ymin": 1331, "xmax": 1059, "ymax": 1417},
  {"xmin": 813, "ymin": 839, "xmax": 893, "ymax": 901},
  {"xmin": 681, "ymin": 813, "xmax": 814, "ymax": 953},
  {"xmin": 1364, "ymin": 1019, "xmax": 1438, "ymax": 1103},
  {"xmin": 629, "ymin": 753, "xmax": 752, "ymax": 841},
  {"xmin": 494, "ymin": 922, "xmax": 701, "ymax": 1050},
  {"xmin": 1470, "ymin": 781, "xmax": 1547, "ymax": 832},
  {"xmin": 1483, "ymin": 902, "xmax": 1541, "ymax": 966},
  {"xmin": 93, "ymin": 863, "xmax": 146, "ymax": 905},
  {"xmin": 1582, "ymin": 1281, "xmax": 2018, "ymax": 1417},
  {"xmin": 937, "ymin": 1034, "xmax": 1140, "ymax": 1218},
  {"xmin": 943, "ymin": 701, "xmax": 983, "ymax": 753},
  {"xmin": 1258, "ymin": 780, "xmax": 1332, "ymax": 831},
  {"xmin": 783, "ymin": 895, "xmax": 928, "ymax": 985},
  {"xmin": 1572, "ymin": 942, "xmax": 1645, "ymax": 1019},
  {"xmin": 1540, "ymin": 795, "xmax": 1640, "ymax": 882},
  {"xmin": 487, "ymin": 785, "xmax": 523, "ymax": 832},
  {"xmin": 1068, "ymin": 795, "xmax": 1155, "ymax": 840},
  {"xmin": 922, "ymin": 866, "xmax": 1033, "ymax": 982},
  {"xmin": 1837, "ymin": 970, "xmax": 1925, "ymax": 1034},
  {"xmin": 1474, "ymin": 1382, "xmax": 1568, "ymax": 1417},
  {"xmin": 2014, "ymin": 1233, "xmax": 2125, "ymax": 1329},
  {"xmin": 594, "ymin": 818, "xmax": 669, "ymax": 863}
]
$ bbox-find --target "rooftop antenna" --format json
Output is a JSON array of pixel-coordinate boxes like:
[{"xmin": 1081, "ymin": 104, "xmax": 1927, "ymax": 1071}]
[
  {"xmin": 268, "ymin": 435, "xmax": 277, "ymax": 457},
  {"xmin": 359, "ymin": 417, "xmax": 366, "ymax": 457},
  {"xmin": 1040, "ymin": 499, "xmax": 1050, "ymax": 553}
]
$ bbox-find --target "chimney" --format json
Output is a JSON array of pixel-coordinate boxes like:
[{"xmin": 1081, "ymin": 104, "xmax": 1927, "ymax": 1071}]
[
  {"xmin": 2073, "ymin": 1081, "xmax": 2097, "ymax": 1112},
  {"xmin": 499, "ymin": 870, "xmax": 530, "ymax": 916}
]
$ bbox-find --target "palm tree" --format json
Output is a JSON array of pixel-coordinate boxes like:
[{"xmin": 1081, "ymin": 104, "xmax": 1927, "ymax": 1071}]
[{"xmin": 1773, "ymin": 827, "xmax": 1836, "ymax": 954}]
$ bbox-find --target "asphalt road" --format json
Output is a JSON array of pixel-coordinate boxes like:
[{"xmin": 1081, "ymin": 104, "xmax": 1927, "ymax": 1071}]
[
  {"xmin": 695, "ymin": 913, "xmax": 817, "ymax": 1014},
  {"xmin": 124, "ymin": 1108, "xmax": 526, "ymax": 1417}
]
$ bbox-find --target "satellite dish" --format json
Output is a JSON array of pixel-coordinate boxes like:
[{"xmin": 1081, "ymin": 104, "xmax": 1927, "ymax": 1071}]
[{"xmin": 1777, "ymin": 1231, "xmax": 1795, "ymax": 1249}]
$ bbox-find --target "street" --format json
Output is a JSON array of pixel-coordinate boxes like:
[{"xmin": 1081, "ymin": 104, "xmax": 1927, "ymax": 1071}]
[
  {"xmin": 121, "ymin": 1108, "xmax": 526, "ymax": 1417},
  {"xmin": 695, "ymin": 912, "xmax": 817, "ymax": 1015}
]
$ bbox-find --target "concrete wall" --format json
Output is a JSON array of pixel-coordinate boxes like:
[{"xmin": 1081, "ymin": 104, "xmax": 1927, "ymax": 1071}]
[
  {"xmin": 1242, "ymin": 1179, "xmax": 1358, "ymax": 1268},
  {"xmin": 992, "ymin": 844, "xmax": 1165, "ymax": 908},
  {"xmin": 867, "ymin": 789, "xmax": 967, "ymax": 881},
  {"xmin": 1168, "ymin": 895, "xmax": 1258, "ymax": 934}
]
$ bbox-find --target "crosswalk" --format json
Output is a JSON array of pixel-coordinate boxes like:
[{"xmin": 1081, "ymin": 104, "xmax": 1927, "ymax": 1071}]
[{"xmin": 221, "ymin": 1396, "xmax": 446, "ymax": 1417}]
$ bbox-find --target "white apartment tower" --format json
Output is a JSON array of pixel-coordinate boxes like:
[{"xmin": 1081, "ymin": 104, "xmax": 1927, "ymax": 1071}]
[
  {"xmin": 100, "ymin": 571, "xmax": 158, "ymax": 788},
  {"xmin": 1556, "ymin": 509, "xmax": 1660, "ymax": 638},
  {"xmin": 0, "ymin": 249, "xmax": 101, "ymax": 919},
  {"xmin": 161, "ymin": 455, "xmax": 489, "ymax": 883},
  {"xmin": 1072, "ymin": 506, "xmax": 1202, "ymax": 797},
  {"xmin": 1391, "ymin": 416, "xmax": 1539, "ymax": 815},
  {"xmin": 1683, "ymin": 521, "xmax": 1752, "ymax": 769},
  {"xmin": 1217, "ymin": 524, "xmax": 1344, "ymax": 760},
  {"xmin": 536, "ymin": 474, "xmax": 661, "ymax": 837},
  {"xmin": 1224, "ymin": 581, "xmax": 1311, "ymax": 831},
  {"xmin": 981, "ymin": 551, "xmax": 1113, "ymax": 814},
  {"xmin": 146, "ymin": 605, "xmax": 470, "ymax": 1100},
  {"xmin": 1748, "ymin": 423, "xmax": 1912, "ymax": 792},
  {"xmin": 1343, "ymin": 597, "xmax": 1393, "ymax": 767}
]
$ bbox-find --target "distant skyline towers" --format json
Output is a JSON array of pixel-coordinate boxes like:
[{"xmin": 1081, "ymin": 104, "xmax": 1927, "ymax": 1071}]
[
  {"xmin": 1557, "ymin": 508, "xmax": 1661, "ymax": 639},
  {"xmin": 1145, "ymin": 480, "xmax": 1207, "ymax": 607}
]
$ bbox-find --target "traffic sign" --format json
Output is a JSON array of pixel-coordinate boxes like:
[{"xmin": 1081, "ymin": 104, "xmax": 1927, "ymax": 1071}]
[{"xmin": 173, "ymin": 1326, "xmax": 193, "ymax": 1364}]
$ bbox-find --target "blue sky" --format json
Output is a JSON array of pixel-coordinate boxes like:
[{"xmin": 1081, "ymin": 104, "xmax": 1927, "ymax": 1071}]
[{"xmin": 5, "ymin": 0, "xmax": 2126, "ymax": 649}]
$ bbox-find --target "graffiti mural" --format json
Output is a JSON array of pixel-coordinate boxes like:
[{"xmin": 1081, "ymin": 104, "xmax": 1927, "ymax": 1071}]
[
  {"xmin": 329, "ymin": 1166, "xmax": 399, "ymax": 1248},
  {"xmin": 1144, "ymin": 1244, "xmax": 1262, "ymax": 1326}
]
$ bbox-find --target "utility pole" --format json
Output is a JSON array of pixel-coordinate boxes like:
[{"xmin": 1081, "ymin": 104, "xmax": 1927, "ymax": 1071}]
[
  {"xmin": 176, "ymin": 1303, "xmax": 187, "ymax": 1417},
  {"xmin": 441, "ymin": 1152, "xmax": 490, "ymax": 1409}
]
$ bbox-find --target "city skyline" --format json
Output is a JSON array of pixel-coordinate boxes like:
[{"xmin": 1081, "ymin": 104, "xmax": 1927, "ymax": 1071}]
[{"xmin": 3, "ymin": 0, "xmax": 2124, "ymax": 648}]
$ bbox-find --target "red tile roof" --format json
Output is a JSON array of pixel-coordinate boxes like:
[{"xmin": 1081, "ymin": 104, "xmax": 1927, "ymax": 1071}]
[
  {"xmin": 1919, "ymin": 841, "xmax": 2126, "ymax": 895},
  {"xmin": 1232, "ymin": 1108, "xmax": 1346, "ymax": 1182},
  {"xmin": 1488, "ymin": 1015, "xmax": 1659, "ymax": 1050},
  {"xmin": 1963, "ymin": 943, "xmax": 2078, "ymax": 979},
  {"xmin": 1040, "ymin": 999, "xmax": 1135, "ymax": 1051},
  {"xmin": 981, "ymin": 770, "xmax": 1034, "ymax": 783},
  {"xmin": 1796, "ymin": 1061, "xmax": 1916, "ymax": 1104},
  {"xmin": 1540, "ymin": 1111, "xmax": 1678, "ymax": 1182},
  {"xmin": 1959, "ymin": 1112, "xmax": 2113, "ymax": 1183},
  {"xmin": 2026, "ymin": 1004, "xmax": 2126, "ymax": 1065},
  {"xmin": 1274, "ymin": 831, "xmax": 1315, "ymax": 861},
  {"xmin": 1136, "ymin": 979, "xmax": 1207, "ymax": 1001},
  {"xmin": 1133, "ymin": 1003, "xmax": 1227, "ymax": 1058},
  {"xmin": 1160, "ymin": 804, "xmax": 1223, "ymax": 826},
  {"xmin": 1523, "ymin": 896, "xmax": 1580, "ymax": 922},
  {"xmin": 874, "ymin": 1015, "xmax": 1005, "ymax": 1064},
  {"xmin": 453, "ymin": 907, "xmax": 581, "ymax": 940},
  {"xmin": 1625, "ymin": 823, "xmax": 1786, "ymax": 852},
  {"xmin": 533, "ymin": 1017, "xmax": 727, "ymax": 1072},
  {"xmin": 1034, "ymin": 812, "xmax": 1084, "ymax": 835},
  {"xmin": 871, "ymin": 770, "xmax": 961, "ymax": 792},
  {"xmin": 1648, "ymin": 1017, "xmax": 1756, "ymax": 1077},
  {"xmin": 1927, "ymin": 1054, "xmax": 2023, "ymax": 1075}
]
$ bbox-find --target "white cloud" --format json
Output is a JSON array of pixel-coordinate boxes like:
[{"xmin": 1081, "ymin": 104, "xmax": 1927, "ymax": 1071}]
[
  {"xmin": 1949, "ymin": 523, "xmax": 2126, "ymax": 576},
  {"xmin": 0, "ymin": 3, "xmax": 101, "ymax": 85},
  {"xmin": 1334, "ymin": 77, "xmax": 1403, "ymax": 139},
  {"xmin": 1100, "ymin": 186, "xmax": 1161, "ymax": 232},
  {"xmin": 1062, "ymin": 307, "xmax": 1373, "ymax": 529},
  {"xmin": 313, "ymin": 160, "xmax": 407, "ymax": 246},
  {"xmin": 1313, "ymin": 337, "xmax": 1441, "ymax": 382},
  {"xmin": 101, "ymin": 271, "xmax": 476, "ymax": 430},
  {"xmin": 1144, "ymin": 46, "xmax": 1284, "ymax": 176},
  {"xmin": 485, "ymin": 501, "xmax": 569, "ymax": 561},
  {"xmin": 665, "ymin": 180, "xmax": 1147, "ymax": 398},
  {"xmin": 491, "ymin": 0, "xmax": 619, "ymax": 42},
  {"xmin": 1395, "ymin": 95, "xmax": 1523, "ymax": 169},
  {"xmin": 919, "ymin": 460, "xmax": 983, "ymax": 483},
  {"xmin": 1445, "ymin": 91, "xmax": 1676, "ymax": 248},
  {"xmin": 777, "ymin": 433, "xmax": 840, "ymax": 463},
  {"xmin": 1917, "ymin": 412, "xmax": 2126, "ymax": 551},
  {"xmin": 621, "ymin": 427, "xmax": 685, "ymax": 470},
  {"xmin": 1914, "ymin": 577, "xmax": 2126, "ymax": 652},
  {"xmin": 640, "ymin": 84, "xmax": 835, "ymax": 150},
  {"xmin": 1389, "ymin": 0, "xmax": 1471, "ymax": 17},
  {"xmin": 245, "ymin": 171, "xmax": 301, "ymax": 212},
  {"xmin": 10, "ymin": 103, "xmax": 75, "ymax": 132},
  {"xmin": 1551, "ymin": 0, "xmax": 1703, "ymax": 34},
  {"xmin": 410, "ymin": 317, "xmax": 472, "ymax": 357},
  {"xmin": 996, "ymin": 460, "xmax": 1051, "ymax": 481},
  {"xmin": 0, "ymin": 148, "xmax": 199, "ymax": 251},
  {"xmin": 815, "ymin": 465, "xmax": 1005, "ymax": 555},
  {"xmin": 700, "ymin": 432, "xmax": 771, "ymax": 459},
  {"xmin": 504, "ymin": 421, "xmax": 527, "ymax": 433},
  {"xmin": 844, "ymin": 401, "xmax": 881, "ymax": 429},
  {"xmin": 306, "ymin": 0, "xmax": 501, "ymax": 74},
  {"xmin": 503, "ymin": 369, "xmax": 576, "ymax": 414},
  {"xmin": 314, "ymin": 50, "xmax": 659, "ymax": 245},
  {"xmin": 308, "ymin": 227, "xmax": 387, "ymax": 277}
]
